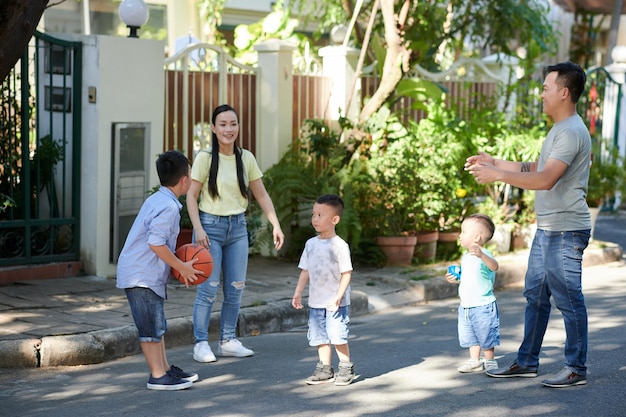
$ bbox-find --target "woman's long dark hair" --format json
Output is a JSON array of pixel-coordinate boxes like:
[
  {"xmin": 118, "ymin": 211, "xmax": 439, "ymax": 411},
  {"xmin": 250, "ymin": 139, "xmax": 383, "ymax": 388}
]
[{"xmin": 208, "ymin": 104, "xmax": 248, "ymax": 200}]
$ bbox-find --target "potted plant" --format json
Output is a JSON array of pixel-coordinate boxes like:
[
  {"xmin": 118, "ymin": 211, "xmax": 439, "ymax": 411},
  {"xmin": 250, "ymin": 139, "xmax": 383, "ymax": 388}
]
[
  {"xmin": 176, "ymin": 195, "xmax": 194, "ymax": 247},
  {"xmin": 511, "ymin": 190, "xmax": 536, "ymax": 250},
  {"xmin": 361, "ymin": 109, "xmax": 425, "ymax": 265},
  {"xmin": 436, "ymin": 188, "xmax": 475, "ymax": 260},
  {"xmin": 586, "ymin": 137, "xmax": 626, "ymax": 236},
  {"xmin": 587, "ymin": 137, "xmax": 626, "ymax": 209},
  {"xmin": 409, "ymin": 101, "xmax": 471, "ymax": 262},
  {"xmin": 367, "ymin": 165, "xmax": 419, "ymax": 266}
]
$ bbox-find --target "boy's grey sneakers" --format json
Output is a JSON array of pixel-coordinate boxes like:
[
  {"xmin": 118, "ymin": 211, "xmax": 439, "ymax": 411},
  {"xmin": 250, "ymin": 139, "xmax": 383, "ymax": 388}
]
[
  {"xmin": 335, "ymin": 361, "xmax": 355, "ymax": 386},
  {"xmin": 217, "ymin": 339, "xmax": 254, "ymax": 357},
  {"xmin": 146, "ymin": 371, "xmax": 193, "ymax": 391},
  {"xmin": 305, "ymin": 361, "xmax": 335, "ymax": 385},
  {"xmin": 541, "ymin": 368, "xmax": 587, "ymax": 388},
  {"xmin": 193, "ymin": 341, "xmax": 217, "ymax": 363},
  {"xmin": 457, "ymin": 358, "xmax": 484, "ymax": 373},
  {"xmin": 169, "ymin": 365, "xmax": 198, "ymax": 382},
  {"xmin": 486, "ymin": 362, "xmax": 538, "ymax": 378}
]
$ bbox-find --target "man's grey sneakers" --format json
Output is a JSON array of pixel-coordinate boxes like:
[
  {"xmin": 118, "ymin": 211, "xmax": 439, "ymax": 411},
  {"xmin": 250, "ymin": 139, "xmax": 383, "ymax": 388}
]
[
  {"xmin": 217, "ymin": 339, "xmax": 254, "ymax": 357},
  {"xmin": 305, "ymin": 361, "xmax": 335, "ymax": 385},
  {"xmin": 193, "ymin": 341, "xmax": 217, "ymax": 363},
  {"xmin": 486, "ymin": 362, "xmax": 538, "ymax": 378},
  {"xmin": 335, "ymin": 361, "xmax": 355, "ymax": 386},
  {"xmin": 541, "ymin": 368, "xmax": 587, "ymax": 388}
]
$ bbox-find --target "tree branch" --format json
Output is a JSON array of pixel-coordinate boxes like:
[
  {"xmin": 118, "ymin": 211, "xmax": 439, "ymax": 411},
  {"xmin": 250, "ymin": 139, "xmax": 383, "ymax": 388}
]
[{"xmin": 0, "ymin": 0, "xmax": 49, "ymax": 83}]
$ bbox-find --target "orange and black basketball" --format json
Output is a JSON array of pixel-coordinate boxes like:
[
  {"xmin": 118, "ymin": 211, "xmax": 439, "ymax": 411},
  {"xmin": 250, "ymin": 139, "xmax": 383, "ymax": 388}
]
[{"xmin": 172, "ymin": 243, "xmax": 213, "ymax": 285}]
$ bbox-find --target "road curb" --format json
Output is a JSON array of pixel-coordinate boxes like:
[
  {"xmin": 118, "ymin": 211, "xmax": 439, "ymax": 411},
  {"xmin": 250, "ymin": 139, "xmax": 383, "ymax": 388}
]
[
  {"xmin": 1, "ymin": 291, "xmax": 369, "ymax": 368},
  {"xmin": 1, "ymin": 244, "xmax": 620, "ymax": 369},
  {"xmin": 363, "ymin": 243, "xmax": 623, "ymax": 305}
]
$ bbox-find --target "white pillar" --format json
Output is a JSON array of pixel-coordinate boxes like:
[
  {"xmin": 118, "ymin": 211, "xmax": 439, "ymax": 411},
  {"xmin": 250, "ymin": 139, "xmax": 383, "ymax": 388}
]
[
  {"xmin": 254, "ymin": 40, "xmax": 295, "ymax": 171},
  {"xmin": 319, "ymin": 45, "xmax": 360, "ymax": 122},
  {"xmin": 606, "ymin": 46, "xmax": 626, "ymax": 210},
  {"xmin": 606, "ymin": 46, "xmax": 626, "ymax": 158}
]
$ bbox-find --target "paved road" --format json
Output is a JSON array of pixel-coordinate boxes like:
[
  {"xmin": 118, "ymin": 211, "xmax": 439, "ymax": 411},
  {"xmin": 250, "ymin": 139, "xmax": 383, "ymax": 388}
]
[
  {"xmin": 1, "ymin": 257, "xmax": 625, "ymax": 417},
  {"xmin": 594, "ymin": 212, "xmax": 626, "ymax": 248}
]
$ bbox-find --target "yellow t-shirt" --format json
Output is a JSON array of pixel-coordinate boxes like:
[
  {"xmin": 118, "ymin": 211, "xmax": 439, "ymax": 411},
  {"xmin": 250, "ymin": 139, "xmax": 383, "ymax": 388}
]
[{"xmin": 191, "ymin": 149, "xmax": 263, "ymax": 216}]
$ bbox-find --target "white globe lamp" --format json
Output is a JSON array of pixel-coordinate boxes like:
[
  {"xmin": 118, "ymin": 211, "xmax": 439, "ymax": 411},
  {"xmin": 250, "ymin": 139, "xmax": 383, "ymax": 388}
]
[{"xmin": 118, "ymin": 0, "xmax": 150, "ymax": 38}]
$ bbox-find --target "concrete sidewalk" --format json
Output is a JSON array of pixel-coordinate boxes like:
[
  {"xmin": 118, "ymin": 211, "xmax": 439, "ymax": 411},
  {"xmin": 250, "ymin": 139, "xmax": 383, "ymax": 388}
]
[{"xmin": 0, "ymin": 214, "xmax": 623, "ymax": 369}]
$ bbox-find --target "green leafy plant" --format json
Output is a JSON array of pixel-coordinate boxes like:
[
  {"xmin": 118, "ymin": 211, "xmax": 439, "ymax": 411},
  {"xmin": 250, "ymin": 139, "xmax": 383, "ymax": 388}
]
[
  {"xmin": 358, "ymin": 106, "xmax": 424, "ymax": 236},
  {"xmin": 587, "ymin": 137, "xmax": 626, "ymax": 209},
  {"xmin": 232, "ymin": 2, "xmax": 308, "ymax": 66},
  {"xmin": 0, "ymin": 194, "xmax": 15, "ymax": 213},
  {"xmin": 477, "ymin": 120, "xmax": 544, "ymax": 225},
  {"xmin": 31, "ymin": 135, "xmax": 64, "ymax": 191}
]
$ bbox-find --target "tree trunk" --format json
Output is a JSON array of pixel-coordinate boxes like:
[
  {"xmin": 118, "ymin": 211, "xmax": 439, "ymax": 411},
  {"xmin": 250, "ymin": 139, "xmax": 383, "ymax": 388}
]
[
  {"xmin": 358, "ymin": 0, "xmax": 409, "ymax": 124},
  {"xmin": 0, "ymin": 0, "xmax": 49, "ymax": 83}
]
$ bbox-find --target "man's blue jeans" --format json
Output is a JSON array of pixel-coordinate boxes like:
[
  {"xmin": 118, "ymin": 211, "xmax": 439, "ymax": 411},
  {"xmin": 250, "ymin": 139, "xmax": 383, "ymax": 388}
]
[
  {"xmin": 193, "ymin": 212, "xmax": 248, "ymax": 343},
  {"xmin": 517, "ymin": 229, "xmax": 590, "ymax": 376}
]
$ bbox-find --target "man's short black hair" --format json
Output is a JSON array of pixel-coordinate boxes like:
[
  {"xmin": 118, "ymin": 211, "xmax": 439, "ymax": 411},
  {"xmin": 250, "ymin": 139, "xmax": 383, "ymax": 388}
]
[
  {"xmin": 316, "ymin": 194, "xmax": 344, "ymax": 217},
  {"xmin": 545, "ymin": 61, "xmax": 587, "ymax": 104},
  {"xmin": 156, "ymin": 150, "xmax": 190, "ymax": 187}
]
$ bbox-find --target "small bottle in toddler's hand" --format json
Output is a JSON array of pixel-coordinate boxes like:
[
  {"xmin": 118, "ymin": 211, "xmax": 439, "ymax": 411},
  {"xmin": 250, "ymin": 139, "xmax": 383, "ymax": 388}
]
[{"xmin": 447, "ymin": 265, "xmax": 461, "ymax": 280}]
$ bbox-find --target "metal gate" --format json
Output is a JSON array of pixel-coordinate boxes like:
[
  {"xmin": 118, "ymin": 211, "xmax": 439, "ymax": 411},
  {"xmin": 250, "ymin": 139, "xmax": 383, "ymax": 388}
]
[
  {"xmin": 164, "ymin": 43, "xmax": 257, "ymax": 161},
  {"xmin": 0, "ymin": 32, "xmax": 82, "ymax": 267},
  {"xmin": 578, "ymin": 67, "xmax": 622, "ymax": 145}
]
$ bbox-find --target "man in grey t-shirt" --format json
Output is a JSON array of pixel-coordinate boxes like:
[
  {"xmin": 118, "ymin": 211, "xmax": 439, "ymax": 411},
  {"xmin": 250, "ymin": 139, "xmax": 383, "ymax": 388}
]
[{"xmin": 465, "ymin": 62, "xmax": 591, "ymax": 388}]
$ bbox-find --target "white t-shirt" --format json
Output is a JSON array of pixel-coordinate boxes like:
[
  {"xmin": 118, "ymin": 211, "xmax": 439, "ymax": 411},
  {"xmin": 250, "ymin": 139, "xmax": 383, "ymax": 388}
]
[
  {"xmin": 458, "ymin": 248, "xmax": 496, "ymax": 308},
  {"xmin": 298, "ymin": 235, "xmax": 353, "ymax": 308}
]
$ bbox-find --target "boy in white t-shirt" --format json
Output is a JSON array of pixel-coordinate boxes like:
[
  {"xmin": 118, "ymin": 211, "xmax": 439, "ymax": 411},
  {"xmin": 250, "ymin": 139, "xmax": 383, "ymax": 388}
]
[
  {"xmin": 446, "ymin": 213, "xmax": 500, "ymax": 373},
  {"xmin": 292, "ymin": 194, "xmax": 355, "ymax": 386}
]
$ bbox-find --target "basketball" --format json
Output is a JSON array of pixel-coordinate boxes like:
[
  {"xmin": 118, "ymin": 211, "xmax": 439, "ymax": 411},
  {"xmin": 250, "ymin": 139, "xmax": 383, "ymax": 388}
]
[{"xmin": 172, "ymin": 243, "xmax": 213, "ymax": 285}]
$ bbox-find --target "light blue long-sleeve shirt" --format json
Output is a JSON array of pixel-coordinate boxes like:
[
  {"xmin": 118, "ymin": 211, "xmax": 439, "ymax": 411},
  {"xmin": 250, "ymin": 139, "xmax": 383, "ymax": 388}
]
[{"xmin": 116, "ymin": 186, "xmax": 181, "ymax": 299}]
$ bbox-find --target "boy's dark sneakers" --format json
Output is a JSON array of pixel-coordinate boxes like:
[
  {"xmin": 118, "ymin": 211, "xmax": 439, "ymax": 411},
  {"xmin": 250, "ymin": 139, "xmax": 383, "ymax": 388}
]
[
  {"xmin": 305, "ymin": 361, "xmax": 335, "ymax": 385},
  {"xmin": 169, "ymin": 365, "xmax": 199, "ymax": 382},
  {"xmin": 335, "ymin": 361, "xmax": 355, "ymax": 386},
  {"xmin": 486, "ymin": 363, "xmax": 538, "ymax": 378},
  {"xmin": 541, "ymin": 368, "xmax": 587, "ymax": 388},
  {"xmin": 146, "ymin": 371, "xmax": 193, "ymax": 391}
]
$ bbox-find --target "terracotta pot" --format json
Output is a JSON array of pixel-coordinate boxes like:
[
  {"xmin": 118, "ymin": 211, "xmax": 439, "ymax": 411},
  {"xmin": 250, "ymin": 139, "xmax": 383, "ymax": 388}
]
[
  {"xmin": 437, "ymin": 230, "xmax": 460, "ymax": 260},
  {"xmin": 437, "ymin": 230, "xmax": 459, "ymax": 242},
  {"xmin": 414, "ymin": 230, "xmax": 439, "ymax": 261},
  {"xmin": 376, "ymin": 236, "xmax": 418, "ymax": 266}
]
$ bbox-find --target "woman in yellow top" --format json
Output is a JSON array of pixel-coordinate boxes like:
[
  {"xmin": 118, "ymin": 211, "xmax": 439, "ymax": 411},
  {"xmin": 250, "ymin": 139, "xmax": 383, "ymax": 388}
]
[{"xmin": 186, "ymin": 104, "xmax": 284, "ymax": 362}]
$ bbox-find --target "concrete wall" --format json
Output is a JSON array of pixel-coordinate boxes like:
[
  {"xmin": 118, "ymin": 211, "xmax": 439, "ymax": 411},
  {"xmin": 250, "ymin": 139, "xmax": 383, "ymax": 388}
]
[{"xmin": 75, "ymin": 35, "xmax": 165, "ymax": 277}]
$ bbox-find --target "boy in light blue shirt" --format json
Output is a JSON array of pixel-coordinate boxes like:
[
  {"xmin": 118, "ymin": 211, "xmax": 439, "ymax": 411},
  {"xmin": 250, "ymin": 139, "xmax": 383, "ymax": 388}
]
[
  {"xmin": 446, "ymin": 213, "xmax": 500, "ymax": 373},
  {"xmin": 117, "ymin": 150, "xmax": 201, "ymax": 391}
]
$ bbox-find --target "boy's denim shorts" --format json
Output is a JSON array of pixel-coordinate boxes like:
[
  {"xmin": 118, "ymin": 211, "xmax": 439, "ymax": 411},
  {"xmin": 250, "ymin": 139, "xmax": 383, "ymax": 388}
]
[
  {"xmin": 125, "ymin": 287, "xmax": 167, "ymax": 343},
  {"xmin": 307, "ymin": 306, "xmax": 350, "ymax": 346},
  {"xmin": 457, "ymin": 301, "xmax": 500, "ymax": 349}
]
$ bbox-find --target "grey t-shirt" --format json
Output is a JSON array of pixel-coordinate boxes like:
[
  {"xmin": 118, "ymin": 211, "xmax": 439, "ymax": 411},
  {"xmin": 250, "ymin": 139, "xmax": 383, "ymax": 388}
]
[{"xmin": 535, "ymin": 114, "xmax": 591, "ymax": 231}]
